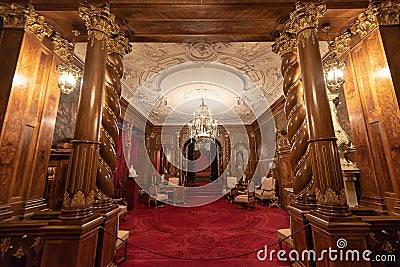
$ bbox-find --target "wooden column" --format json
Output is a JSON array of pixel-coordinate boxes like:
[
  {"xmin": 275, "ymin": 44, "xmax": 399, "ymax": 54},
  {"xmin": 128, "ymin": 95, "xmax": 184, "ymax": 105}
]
[
  {"xmin": 285, "ymin": 3, "xmax": 370, "ymax": 266},
  {"xmin": 286, "ymin": 2, "xmax": 350, "ymax": 218},
  {"xmin": 60, "ymin": 3, "xmax": 117, "ymax": 220},
  {"xmin": 273, "ymin": 32, "xmax": 314, "ymax": 267}
]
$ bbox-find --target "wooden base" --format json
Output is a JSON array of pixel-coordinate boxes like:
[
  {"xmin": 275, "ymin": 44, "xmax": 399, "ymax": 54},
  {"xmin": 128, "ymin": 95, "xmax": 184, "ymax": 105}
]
[
  {"xmin": 287, "ymin": 205, "xmax": 315, "ymax": 267},
  {"xmin": 306, "ymin": 211, "xmax": 370, "ymax": 267},
  {"xmin": 41, "ymin": 215, "xmax": 103, "ymax": 267}
]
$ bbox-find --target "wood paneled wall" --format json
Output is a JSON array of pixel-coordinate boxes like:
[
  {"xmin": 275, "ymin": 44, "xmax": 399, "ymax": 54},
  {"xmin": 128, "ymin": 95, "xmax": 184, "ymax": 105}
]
[
  {"xmin": 0, "ymin": 29, "xmax": 61, "ymax": 220},
  {"xmin": 342, "ymin": 26, "xmax": 400, "ymax": 213}
]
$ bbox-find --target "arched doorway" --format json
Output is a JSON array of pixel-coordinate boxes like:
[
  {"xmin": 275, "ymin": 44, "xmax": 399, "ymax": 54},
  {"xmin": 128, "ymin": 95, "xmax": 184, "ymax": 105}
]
[{"xmin": 183, "ymin": 138, "xmax": 223, "ymax": 184}]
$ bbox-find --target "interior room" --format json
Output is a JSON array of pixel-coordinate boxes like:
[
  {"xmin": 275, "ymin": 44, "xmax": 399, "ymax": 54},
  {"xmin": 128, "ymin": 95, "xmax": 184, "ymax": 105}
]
[{"xmin": 0, "ymin": 1, "xmax": 399, "ymax": 267}]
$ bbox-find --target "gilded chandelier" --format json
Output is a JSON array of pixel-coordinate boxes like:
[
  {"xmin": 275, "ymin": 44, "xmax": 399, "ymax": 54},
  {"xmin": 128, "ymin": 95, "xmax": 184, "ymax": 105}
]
[{"xmin": 188, "ymin": 98, "xmax": 218, "ymax": 141}]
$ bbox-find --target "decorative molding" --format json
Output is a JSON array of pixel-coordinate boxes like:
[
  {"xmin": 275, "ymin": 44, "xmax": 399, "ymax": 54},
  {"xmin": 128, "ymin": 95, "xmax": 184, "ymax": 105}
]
[
  {"xmin": 30, "ymin": 237, "xmax": 43, "ymax": 254},
  {"xmin": 63, "ymin": 189, "xmax": 95, "ymax": 208},
  {"xmin": 315, "ymin": 187, "xmax": 347, "ymax": 205},
  {"xmin": 329, "ymin": 30, "xmax": 352, "ymax": 57},
  {"xmin": 13, "ymin": 245, "xmax": 25, "ymax": 259},
  {"xmin": 78, "ymin": 2, "xmax": 118, "ymax": 49},
  {"xmin": 0, "ymin": 237, "xmax": 11, "ymax": 259},
  {"xmin": 351, "ymin": 1, "xmax": 400, "ymax": 38},
  {"xmin": 109, "ymin": 32, "xmax": 132, "ymax": 56},
  {"xmin": 0, "ymin": 3, "xmax": 53, "ymax": 40},
  {"xmin": 25, "ymin": 6, "xmax": 53, "ymax": 41},
  {"xmin": 272, "ymin": 32, "xmax": 297, "ymax": 56},
  {"xmin": 297, "ymin": 28, "xmax": 318, "ymax": 48},
  {"xmin": 52, "ymin": 32, "xmax": 72, "ymax": 61},
  {"xmin": 0, "ymin": 3, "xmax": 27, "ymax": 28},
  {"xmin": 285, "ymin": 1, "xmax": 326, "ymax": 35}
]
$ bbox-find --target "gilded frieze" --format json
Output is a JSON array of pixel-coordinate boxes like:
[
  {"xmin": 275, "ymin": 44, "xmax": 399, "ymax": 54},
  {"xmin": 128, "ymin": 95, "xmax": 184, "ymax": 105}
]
[{"xmin": 63, "ymin": 189, "xmax": 95, "ymax": 208}]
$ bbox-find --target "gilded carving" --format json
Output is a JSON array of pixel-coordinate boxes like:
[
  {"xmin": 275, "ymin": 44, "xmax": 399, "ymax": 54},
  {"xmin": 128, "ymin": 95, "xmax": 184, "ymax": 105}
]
[
  {"xmin": 25, "ymin": 7, "xmax": 53, "ymax": 41},
  {"xmin": 109, "ymin": 33, "xmax": 132, "ymax": 56},
  {"xmin": 47, "ymin": 166, "xmax": 56, "ymax": 181},
  {"xmin": 351, "ymin": 1, "xmax": 400, "ymax": 38},
  {"xmin": 0, "ymin": 237, "xmax": 11, "ymax": 259},
  {"xmin": 0, "ymin": 3, "xmax": 53, "ymax": 40},
  {"xmin": 297, "ymin": 28, "xmax": 318, "ymax": 48},
  {"xmin": 63, "ymin": 189, "xmax": 95, "ymax": 208},
  {"xmin": 13, "ymin": 245, "xmax": 25, "ymax": 259},
  {"xmin": 30, "ymin": 237, "xmax": 43, "ymax": 254},
  {"xmin": 329, "ymin": 30, "xmax": 352, "ymax": 57},
  {"xmin": 271, "ymin": 32, "xmax": 297, "ymax": 57},
  {"xmin": 315, "ymin": 187, "xmax": 347, "ymax": 205},
  {"xmin": 0, "ymin": 3, "xmax": 27, "ymax": 28},
  {"xmin": 285, "ymin": 1, "xmax": 326, "ymax": 35},
  {"xmin": 52, "ymin": 32, "xmax": 73, "ymax": 61},
  {"xmin": 78, "ymin": 2, "xmax": 118, "ymax": 48}
]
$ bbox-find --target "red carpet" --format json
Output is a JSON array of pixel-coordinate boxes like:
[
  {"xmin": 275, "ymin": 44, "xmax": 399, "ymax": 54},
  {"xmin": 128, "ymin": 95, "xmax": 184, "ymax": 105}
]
[{"xmin": 117, "ymin": 199, "xmax": 291, "ymax": 267}]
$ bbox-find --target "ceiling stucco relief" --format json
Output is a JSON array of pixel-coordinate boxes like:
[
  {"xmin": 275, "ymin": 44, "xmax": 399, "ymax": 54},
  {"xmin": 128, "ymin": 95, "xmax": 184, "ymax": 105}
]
[{"xmin": 75, "ymin": 42, "xmax": 328, "ymax": 125}]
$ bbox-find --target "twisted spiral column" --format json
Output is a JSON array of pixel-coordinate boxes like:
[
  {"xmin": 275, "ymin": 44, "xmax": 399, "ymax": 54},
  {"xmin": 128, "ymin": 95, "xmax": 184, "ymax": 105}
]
[
  {"xmin": 272, "ymin": 33, "xmax": 315, "ymax": 209},
  {"xmin": 94, "ymin": 33, "xmax": 131, "ymax": 210}
]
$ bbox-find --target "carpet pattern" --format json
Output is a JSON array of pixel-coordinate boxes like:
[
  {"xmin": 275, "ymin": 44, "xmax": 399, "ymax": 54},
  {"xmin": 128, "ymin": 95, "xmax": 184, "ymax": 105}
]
[{"xmin": 118, "ymin": 199, "xmax": 291, "ymax": 267}]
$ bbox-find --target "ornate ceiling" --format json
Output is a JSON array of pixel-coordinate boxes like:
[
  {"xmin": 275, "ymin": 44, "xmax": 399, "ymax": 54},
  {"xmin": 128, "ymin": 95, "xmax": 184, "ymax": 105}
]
[{"xmin": 75, "ymin": 41, "xmax": 328, "ymax": 125}]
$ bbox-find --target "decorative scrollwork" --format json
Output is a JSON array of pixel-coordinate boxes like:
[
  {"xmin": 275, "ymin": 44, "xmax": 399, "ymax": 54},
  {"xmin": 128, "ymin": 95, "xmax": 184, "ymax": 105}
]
[
  {"xmin": 0, "ymin": 237, "xmax": 11, "ymax": 259},
  {"xmin": 329, "ymin": 30, "xmax": 352, "ymax": 57},
  {"xmin": 63, "ymin": 190, "xmax": 95, "ymax": 208},
  {"xmin": 315, "ymin": 188, "xmax": 347, "ymax": 205},
  {"xmin": 351, "ymin": 1, "xmax": 400, "ymax": 38},
  {"xmin": 52, "ymin": 32, "xmax": 72, "ymax": 61},
  {"xmin": 78, "ymin": 2, "xmax": 119, "ymax": 49},
  {"xmin": 285, "ymin": 2, "xmax": 326, "ymax": 36}
]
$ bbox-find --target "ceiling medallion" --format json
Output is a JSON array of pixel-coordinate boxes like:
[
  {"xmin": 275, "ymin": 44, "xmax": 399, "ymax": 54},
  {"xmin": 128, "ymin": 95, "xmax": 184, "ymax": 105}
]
[{"xmin": 188, "ymin": 43, "xmax": 218, "ymax": 61}]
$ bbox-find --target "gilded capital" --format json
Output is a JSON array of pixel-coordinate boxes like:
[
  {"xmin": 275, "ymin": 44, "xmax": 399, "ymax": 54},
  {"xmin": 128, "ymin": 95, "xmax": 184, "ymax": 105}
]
[
  {"xmin": 25, "ymin": 6, "xmax": 53, "ymax": 41},
  {"xmin": 285, "ymin": 1, "xmax": 326, "ymax": 35},
  {"xmin": 0, "ymin": 3, "xmax": 27, "ymax": 28},
  {"xmin": 272, "ymin": 32, "xmax": 297, "ymax": 56},
  {"xmin": 329, "ymin": 30, "xmax": 352, "ymax": 57},
  {"xmin": 52, "ymin": 32, "xmax": 73, "ymax": 61},
  {"xmin": 109, "ymin": 32, "xmax": 132, "ymax": 56},
  {"xmin": 351, "ymin": 1, "xmax": 400, "ymax": 38},
  {"xmin": 79, "ymin": 3, "xmax": 119, "ymax": 47},
  {"xmin": 0, "ymin": 3, "xmax": 53, "ymax": 41}
]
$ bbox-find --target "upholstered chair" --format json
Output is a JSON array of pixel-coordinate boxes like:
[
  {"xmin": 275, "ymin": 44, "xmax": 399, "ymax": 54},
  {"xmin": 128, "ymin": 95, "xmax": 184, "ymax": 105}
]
[
  {"xmin": 148, "ymin": 184, "xmax": 168, "ymax": 208},
  {"xmin": 234, "ymin": 180, "xmax": 256, "ymax": 209},
  {"xmin": 255, "ymin": 177, "xmax": 279, "ymax": 207}
]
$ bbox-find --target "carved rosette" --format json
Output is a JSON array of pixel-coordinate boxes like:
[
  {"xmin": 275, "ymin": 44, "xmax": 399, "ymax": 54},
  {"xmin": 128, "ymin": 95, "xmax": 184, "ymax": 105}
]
[
  {"xmin": 273, "ymin": 32, "xmax": 315, "ymax": 209},
  {"xmin": 78, "ymin": 3, "xmax": 118, "ymax": 49},
  {"xmin": 351, "ymin": 1, "xmax": 400, "ymax": 38},
  {"xmin": 285, "ymin": 2, "xmax": 326, "ymax": 48},
  {"xmin": 51, "ymin": 32, "xmax": 73, "ymax": 61},
  {"xmin": 95, "ymin": 33, "xmax": 131, "ymax": 210},
  {"xmin": 0, "ymin": 3, "xmax": 53, "ymax": 40},
  {"xmin": 329, "ymin": 30, "xmax": 352, "ymax": 57}
]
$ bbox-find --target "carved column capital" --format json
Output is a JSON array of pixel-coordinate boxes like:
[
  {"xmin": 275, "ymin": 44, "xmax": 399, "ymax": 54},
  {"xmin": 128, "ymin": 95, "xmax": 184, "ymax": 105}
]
[
  {"xmin": 272, "ymin": 32, "xmax": 297, "ymax": 56},
  {"xmin": 329, "ymin": 30, "xmax": 352, "ymax": 57},
  {"xmin": 351, "ymin": 1, "xmax": 400, "ymax": 38},
  {"xmin": 285, "ymin": 1, "xmax": 326, "ymax": 35},
  {"xmin": 0, "ymin": 3, "xmax": 53, "ymax": 41},
  {"xmin": 78, "ymin": 3, "xmax": 119, "ymax": 48},
  {"xmin": 0, "ymin": 3, "xmax": 27, "ymax": 28},
  {"xmin": 109, "ymin": 32, "xmax": 132, "ymax": 56},
  {"xmin": 51, "ymin": 32, "xmax": 73, "ymax": 61}
]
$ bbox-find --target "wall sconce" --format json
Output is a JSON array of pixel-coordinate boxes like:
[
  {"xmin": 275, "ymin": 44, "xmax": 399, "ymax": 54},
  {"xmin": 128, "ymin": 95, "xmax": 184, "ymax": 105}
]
[
  {"xmin": 322, "ymin": 23, "xmax": 346, "ymax": 91},
  {"xmin": 57, "ymin": 29, "xmax": 82, "ymax": 94}
]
